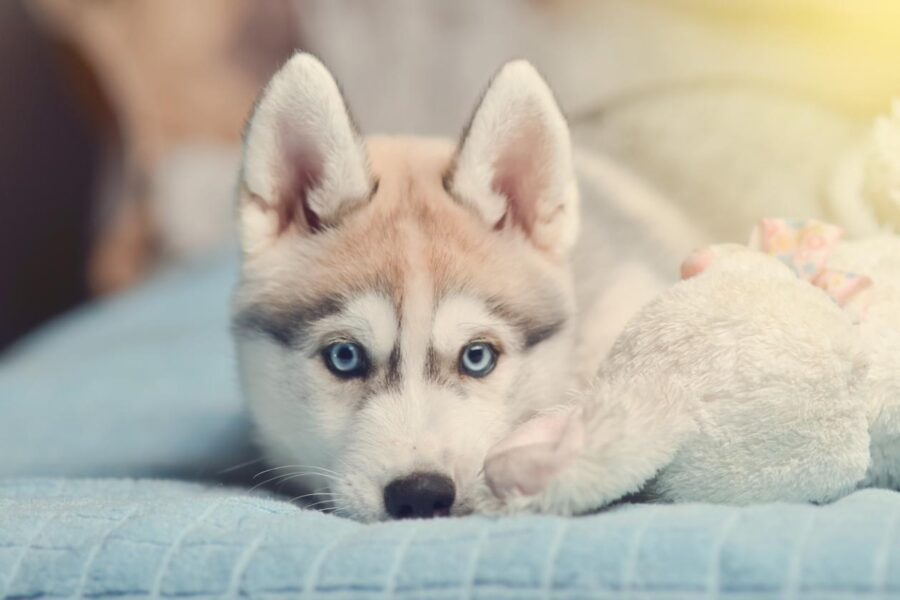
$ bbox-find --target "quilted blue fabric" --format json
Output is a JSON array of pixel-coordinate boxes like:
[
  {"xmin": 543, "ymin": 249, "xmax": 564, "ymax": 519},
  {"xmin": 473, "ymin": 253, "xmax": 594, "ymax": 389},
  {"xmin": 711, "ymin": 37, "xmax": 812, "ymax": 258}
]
[
  {"xmin": 3, "ymin": 480, "xmax": 900, "ymax": 599},
  {"xmin": 2, "ymin": 253, "xmax": 900, "ymax": 599}
]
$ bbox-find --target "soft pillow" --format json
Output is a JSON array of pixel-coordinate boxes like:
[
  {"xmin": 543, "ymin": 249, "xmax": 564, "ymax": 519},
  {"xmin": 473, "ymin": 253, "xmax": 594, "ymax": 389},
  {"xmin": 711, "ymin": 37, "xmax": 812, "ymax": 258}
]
[{"xmin": 0, "ymin": 252, "xmax": 256, "ymax": 480}]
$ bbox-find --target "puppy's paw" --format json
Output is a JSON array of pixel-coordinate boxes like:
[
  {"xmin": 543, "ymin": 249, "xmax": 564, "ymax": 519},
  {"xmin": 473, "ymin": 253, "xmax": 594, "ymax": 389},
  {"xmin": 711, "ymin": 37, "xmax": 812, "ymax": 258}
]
[{"xmin": 484, "ymin": 406, "xmax": 585, "ymax": 502}]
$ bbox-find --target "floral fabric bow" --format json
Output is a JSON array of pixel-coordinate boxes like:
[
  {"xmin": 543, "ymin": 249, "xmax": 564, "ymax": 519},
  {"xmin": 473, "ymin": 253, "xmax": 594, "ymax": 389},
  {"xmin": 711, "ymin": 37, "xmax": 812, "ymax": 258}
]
[{"xmin": 751, "ymin": 218, "xmax": 871, "ymax": 306}]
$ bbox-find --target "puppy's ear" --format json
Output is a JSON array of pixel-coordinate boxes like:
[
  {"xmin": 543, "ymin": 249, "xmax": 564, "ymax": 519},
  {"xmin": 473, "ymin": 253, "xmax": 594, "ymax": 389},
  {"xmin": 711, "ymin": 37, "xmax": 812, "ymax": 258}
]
[
  {"xmin": 239, "ymin": 53, "xmax": 371, "ymax": 254},
  {"xmin": 448, "ymin": 61, "xmax": 578, "ymax": 257}
]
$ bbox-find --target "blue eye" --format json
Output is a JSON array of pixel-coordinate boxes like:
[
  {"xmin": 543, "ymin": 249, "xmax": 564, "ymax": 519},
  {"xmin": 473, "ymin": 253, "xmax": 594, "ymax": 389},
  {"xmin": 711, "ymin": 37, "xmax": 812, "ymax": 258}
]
[
  {"xmin": 459, "ymin": 342, "xmax": 498, "ymax": 378},
  {"xmin": 323, "ymin": 342, "xmax": 368, "ymax": 378}
]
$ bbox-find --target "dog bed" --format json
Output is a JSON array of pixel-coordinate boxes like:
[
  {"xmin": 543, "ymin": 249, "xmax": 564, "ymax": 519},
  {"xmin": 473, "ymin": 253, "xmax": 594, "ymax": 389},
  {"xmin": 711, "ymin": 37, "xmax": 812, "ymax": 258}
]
[{"xmin": 2, "ymin": 254, "xmax": 900, "ymax": 599}]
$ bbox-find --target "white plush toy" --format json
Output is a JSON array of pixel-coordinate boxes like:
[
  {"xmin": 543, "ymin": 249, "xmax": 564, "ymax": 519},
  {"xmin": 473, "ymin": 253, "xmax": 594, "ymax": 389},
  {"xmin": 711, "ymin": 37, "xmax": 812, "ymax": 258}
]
[{"xmin": 481, "ymin": 219, "xmax": 900, "ymax": 514}]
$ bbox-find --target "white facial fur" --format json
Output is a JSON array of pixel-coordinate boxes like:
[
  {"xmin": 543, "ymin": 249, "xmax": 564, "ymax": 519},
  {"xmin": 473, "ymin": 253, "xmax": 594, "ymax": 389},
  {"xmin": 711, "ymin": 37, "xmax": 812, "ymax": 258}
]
[
  {"xmin": 236, "ymin": 285, "xmax": 575, "ymax": 520},
  {"xmin": 330, "ymin": 293, "xmax": 547, "ymax": 521},
  {"xmin": 233, "ymin": 53, "xmax": 579, "ymax": 520}
]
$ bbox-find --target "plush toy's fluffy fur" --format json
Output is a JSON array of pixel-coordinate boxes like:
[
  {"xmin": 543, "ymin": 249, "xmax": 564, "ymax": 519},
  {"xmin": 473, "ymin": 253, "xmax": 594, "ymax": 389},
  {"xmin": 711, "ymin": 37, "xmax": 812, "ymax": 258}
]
[{"xmin": 482, "ymin": 229, "xmax": 900, "ymax": 514}]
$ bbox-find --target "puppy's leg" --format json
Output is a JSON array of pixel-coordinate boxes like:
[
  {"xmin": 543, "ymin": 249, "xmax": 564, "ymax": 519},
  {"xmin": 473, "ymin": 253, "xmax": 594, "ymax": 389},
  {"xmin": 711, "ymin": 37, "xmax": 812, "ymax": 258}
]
[{"xmin": 482, "ymin": 381, "xmax": 698, "ymax": 515}]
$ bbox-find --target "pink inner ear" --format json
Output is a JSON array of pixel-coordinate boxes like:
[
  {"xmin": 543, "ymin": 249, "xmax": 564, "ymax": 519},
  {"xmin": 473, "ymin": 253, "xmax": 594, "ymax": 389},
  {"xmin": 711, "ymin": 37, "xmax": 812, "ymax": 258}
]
[
  {"xmin": 276, "ymin": 124, "xmax": 324, "ymax": 234},
  {"xmin": 491, "ymin": 117, "xmax": 550, "ymax": 235},
  {"xmin": 680, "ymin": 247, "xmax": 713, "ymax": 279}
]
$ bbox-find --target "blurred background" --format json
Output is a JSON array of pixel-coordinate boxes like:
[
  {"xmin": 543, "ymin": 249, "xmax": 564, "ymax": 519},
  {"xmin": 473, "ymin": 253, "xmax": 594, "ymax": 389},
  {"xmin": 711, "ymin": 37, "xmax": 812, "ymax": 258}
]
[{"xmin": 1, "ymin": 0, "xmax": 899, "ymax": 351}]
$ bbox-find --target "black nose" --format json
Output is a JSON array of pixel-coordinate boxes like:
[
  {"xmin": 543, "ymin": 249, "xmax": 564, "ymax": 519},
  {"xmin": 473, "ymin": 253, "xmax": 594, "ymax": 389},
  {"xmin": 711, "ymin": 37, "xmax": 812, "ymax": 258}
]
[{"xmin": 383, "ymin": 472, "xmax": 456, "ymax": 519}]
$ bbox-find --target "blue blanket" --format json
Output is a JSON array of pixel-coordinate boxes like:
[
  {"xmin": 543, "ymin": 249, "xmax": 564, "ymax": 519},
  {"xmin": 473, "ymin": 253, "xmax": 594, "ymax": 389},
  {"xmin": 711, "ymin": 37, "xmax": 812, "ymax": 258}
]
[
  {"xmin": 2, "ymin": 254, "xmax": 900, "ymax": 599},
  {"xmin": 3, "ymin": 480, "xmax": 900, "ymax": 598}
]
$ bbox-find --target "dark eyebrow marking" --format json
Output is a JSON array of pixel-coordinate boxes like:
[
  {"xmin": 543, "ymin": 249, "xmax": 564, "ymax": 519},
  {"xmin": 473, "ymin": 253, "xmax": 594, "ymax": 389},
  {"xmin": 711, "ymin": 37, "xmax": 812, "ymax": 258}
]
[
  {"xmin": 522, "ymin": 319, "xmax": 566, "ymax": 349},
  {"xmin": 423, "ymin": 344, "xmax": 466, "ymax": 393},
  {"xmin": 232, "ymin": 297, "xmax": 345, "ymax": 346},
  {"xmin": 485, "ymin": 300, "xmax": 568, "ymax": 350},
  {"xmin": 424, "ymin": 346, "xmax": 441, "ymax": 382},
  {"xmin": 385, "ymin": 344, "xmax": 402, "ymax": 389}
]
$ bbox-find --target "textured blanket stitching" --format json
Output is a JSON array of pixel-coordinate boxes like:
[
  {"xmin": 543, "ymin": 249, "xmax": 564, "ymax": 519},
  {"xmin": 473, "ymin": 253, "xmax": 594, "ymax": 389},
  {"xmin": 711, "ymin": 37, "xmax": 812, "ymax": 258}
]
[
  {"xmin": 2, "ymin": 480, "xmax": 67, "ymax": 598},
  {"xmin": 382, "ymin": 520, "xmax": 421, "ymax": 596},
  {"xmin": 705, "ymin": 511, "xmax": 741, "ymax": 600},
  {"xmin": 5, "ymin": 485, "xmax": 900, "ymax": 598},
  {"xmin": 148, "ymin": 498, "xmax": 228, "ymax": 599},
  {"xmin": 15, "ymin": 584, "xmax": 900, "ymax": 599},
  {"xmin": 73, "ymin": 506, "xmax": 140, "ymax": 599},
  {"xmin": 224, "ymin": 530, "xmax": 267, "ymax": 598},
  {"xmin": 300, "ymin": 524, "xmax": 352, "ymax": 594},
  {"xmin": 68, "ymin": 514, "xmax": 125, "ymax": 524},
  {"xmin": 539, "ymin": 519, "xmax": 570, "ymax": 597},
  {"xmin": 872, "ymin": 501, "xmax": 900, "ymax": 598},
  {"xmin": 2, "ymin": 511, "xmax": 59, "ymax": 598},
  {"xmin": 621, "ymin": 509, "xmax": 657, "ymax": 593},
  {"xmin": 782, "ymin": 510, "xmax": 818, "ymax": 600},
  {"xmin": 460, "ymin": 523, "xmax": 491, "ymax": 600}
]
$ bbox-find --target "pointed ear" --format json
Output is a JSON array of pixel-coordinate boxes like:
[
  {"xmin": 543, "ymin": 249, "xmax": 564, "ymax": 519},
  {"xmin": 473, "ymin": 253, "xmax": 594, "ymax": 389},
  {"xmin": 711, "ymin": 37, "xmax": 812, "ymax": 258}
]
[
  {"xmin": 238, "ymin": 53, "xmax": 371, "ymax": 254},
  {"xmin": 448, "ymin": 60, "xmax": 579, "ymax": 256}
]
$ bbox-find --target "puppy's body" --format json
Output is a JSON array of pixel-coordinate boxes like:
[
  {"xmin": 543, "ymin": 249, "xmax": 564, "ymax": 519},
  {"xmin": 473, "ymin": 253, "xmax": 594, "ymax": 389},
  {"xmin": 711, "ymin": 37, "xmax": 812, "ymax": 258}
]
[{"xmin": 232, "ymin": 54, "xmax": 698, "ymax": 520}]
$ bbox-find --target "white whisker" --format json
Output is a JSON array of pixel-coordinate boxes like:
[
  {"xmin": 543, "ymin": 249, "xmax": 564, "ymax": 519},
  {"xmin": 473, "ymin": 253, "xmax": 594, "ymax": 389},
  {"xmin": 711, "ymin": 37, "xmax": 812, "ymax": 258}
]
[
  {"xmin": 303, "ymin": 498, "xmax": 339, "ymax": 510},
  {"xmin": 218, "ymin": 457, "xmax": 265, "ymax": 475}
]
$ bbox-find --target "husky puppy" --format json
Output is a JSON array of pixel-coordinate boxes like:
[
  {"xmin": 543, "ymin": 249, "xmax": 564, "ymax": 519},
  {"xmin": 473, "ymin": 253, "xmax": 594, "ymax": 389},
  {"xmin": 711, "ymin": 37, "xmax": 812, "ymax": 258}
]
[{"xmin": 232, "ymin": 53, "xmax": 692, "ymax": 521}]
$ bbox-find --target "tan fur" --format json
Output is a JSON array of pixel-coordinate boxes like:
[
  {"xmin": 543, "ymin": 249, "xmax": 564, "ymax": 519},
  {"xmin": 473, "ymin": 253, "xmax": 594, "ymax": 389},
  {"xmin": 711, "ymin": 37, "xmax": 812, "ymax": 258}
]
[{"xmin": 237, "ymin": 136, "xmax": 571, "ymax": 327}]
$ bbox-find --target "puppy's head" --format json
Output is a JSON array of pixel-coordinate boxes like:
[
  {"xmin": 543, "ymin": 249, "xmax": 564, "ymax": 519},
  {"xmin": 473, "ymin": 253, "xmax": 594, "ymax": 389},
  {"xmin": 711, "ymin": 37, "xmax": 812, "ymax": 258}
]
[{"xmin": 232, "ymin": 53, "xmax": 579, "ymax": 521}]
